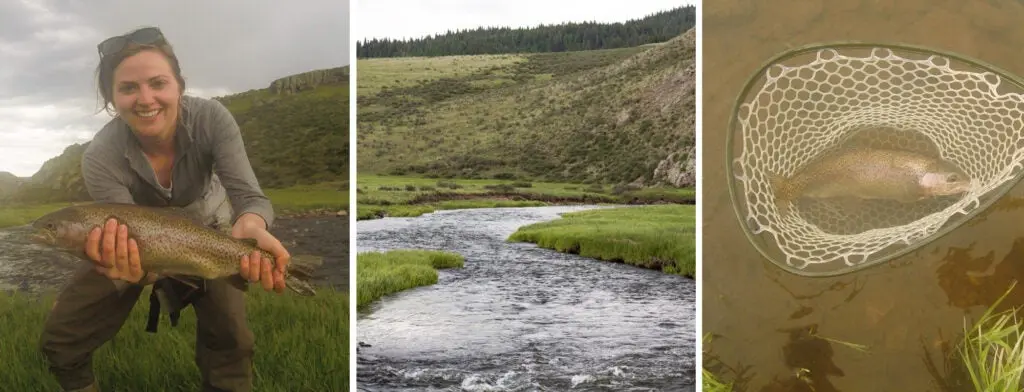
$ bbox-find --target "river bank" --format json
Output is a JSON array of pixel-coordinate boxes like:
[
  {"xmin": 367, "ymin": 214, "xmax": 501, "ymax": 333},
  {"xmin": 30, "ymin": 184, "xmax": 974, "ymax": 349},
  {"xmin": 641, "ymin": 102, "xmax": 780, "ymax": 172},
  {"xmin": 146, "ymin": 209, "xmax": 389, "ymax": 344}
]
[
  {"xmin": 356, "ymin": 174, "xmax": 694, "ymax": 220},
  {"xmin": 356, "ymin": 249, "xmax": 464, "ymax": 308},
  {"xmin": 508, "ymin": 204, "xmax": 696, "ymax": 278}
]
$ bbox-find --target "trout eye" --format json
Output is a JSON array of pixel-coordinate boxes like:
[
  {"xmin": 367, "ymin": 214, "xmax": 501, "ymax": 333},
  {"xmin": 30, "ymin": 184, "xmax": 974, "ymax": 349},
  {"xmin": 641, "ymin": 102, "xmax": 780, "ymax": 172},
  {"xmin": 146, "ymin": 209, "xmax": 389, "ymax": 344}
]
[{"xmin": 947, "ymin": 174, "xmax": 960, "ymax": 182}]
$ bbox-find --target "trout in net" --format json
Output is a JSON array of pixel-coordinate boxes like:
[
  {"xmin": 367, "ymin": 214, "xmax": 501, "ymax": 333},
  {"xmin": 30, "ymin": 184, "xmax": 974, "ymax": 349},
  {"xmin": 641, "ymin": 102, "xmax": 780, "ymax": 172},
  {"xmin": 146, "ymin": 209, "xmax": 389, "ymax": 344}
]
[
  {"xmin": 729, "ymin": 43, "xmax": 1024, "ymax": 274},
  {"xmin": 769, "ymin": 146, "xmax": 973, "ymax": 217},
  {"xmin": 29, "ymin": 203, "xmax": 321, "ymax": 296}
]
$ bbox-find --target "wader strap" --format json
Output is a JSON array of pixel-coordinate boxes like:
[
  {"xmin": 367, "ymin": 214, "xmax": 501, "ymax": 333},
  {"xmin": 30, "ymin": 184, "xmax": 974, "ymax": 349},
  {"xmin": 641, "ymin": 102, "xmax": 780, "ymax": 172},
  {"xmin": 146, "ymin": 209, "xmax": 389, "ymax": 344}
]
[
  {"xmin": 146, "ymin": 288, "xmax": 161, "ymax": 333},
  {"xmin": 145, "ymin": 277, "xmax": 208, "ymax": 333}
]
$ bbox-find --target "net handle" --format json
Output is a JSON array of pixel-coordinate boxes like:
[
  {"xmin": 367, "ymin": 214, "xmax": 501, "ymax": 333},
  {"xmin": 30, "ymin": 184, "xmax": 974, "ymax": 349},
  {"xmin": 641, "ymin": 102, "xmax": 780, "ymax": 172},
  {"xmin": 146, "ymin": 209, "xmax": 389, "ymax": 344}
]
[{"xmin": 723, "ymin": 41, "xmax": 1024, "ymax": 277}]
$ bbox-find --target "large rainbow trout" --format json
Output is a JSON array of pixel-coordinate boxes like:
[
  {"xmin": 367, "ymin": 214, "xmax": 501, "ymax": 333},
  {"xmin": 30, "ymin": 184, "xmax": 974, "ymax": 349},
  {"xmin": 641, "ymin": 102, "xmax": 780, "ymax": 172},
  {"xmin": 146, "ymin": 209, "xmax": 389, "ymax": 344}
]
[{"xmin": 30, "ymin": 203, "xmax": 320, "ymax": 296}]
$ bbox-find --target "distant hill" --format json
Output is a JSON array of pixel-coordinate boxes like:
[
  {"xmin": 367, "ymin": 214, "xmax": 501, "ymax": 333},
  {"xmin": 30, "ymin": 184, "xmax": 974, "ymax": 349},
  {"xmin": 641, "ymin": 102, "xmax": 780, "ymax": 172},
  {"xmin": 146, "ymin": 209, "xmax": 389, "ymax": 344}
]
[
  {"xmin": 357, "ymin": 29, "xmax": 696, "ymax": 187},
  {"xmin": 0, "ymin": 171, "xmax": 25, "ymax": 198},
  {"xmin": 4, "ymin": 66, "xmax": 350, "ymax": 204},
  {"xmin": 357, "ymin": 6, "xmax": 695, "ymax": 58}
]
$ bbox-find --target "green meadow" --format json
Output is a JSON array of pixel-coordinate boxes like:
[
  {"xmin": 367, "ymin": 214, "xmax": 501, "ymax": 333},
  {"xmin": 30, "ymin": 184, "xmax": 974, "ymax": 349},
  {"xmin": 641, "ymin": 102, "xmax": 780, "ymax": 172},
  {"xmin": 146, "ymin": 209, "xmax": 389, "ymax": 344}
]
[
  {"xmin": 508, "ymin": 204, "xmax": 696, "ymax": 278},
  {"xmin": 0, "ymin": 286, "xmax": 349, "ymax": 391},
  {"xmin": 356, "ymin": 174, "xmax": 693, "ymax": 220},
  {"xmin": 356, "ymin": 249, "xmax": 465, "ymax": 308}
]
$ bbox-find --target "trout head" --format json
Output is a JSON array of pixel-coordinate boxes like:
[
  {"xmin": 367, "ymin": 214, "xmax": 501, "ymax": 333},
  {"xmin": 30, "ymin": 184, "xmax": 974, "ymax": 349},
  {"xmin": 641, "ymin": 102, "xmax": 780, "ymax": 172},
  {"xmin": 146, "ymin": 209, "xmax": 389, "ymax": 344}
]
[
  {"xmin": 919, "ymin": 168, "xmax": 972, "ymax": 197},
  {"xmin": 31, "ymin": 207, "xmax": 94, "ymax": 256}
]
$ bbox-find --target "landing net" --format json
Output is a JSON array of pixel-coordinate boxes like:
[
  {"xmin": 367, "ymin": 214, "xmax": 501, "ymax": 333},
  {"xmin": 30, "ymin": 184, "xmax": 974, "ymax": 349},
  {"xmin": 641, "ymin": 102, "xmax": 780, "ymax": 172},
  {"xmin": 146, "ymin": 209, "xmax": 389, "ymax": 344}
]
[{"xmin": 727, "ymin": 43, "xmax": 1024, "ymax": 276}]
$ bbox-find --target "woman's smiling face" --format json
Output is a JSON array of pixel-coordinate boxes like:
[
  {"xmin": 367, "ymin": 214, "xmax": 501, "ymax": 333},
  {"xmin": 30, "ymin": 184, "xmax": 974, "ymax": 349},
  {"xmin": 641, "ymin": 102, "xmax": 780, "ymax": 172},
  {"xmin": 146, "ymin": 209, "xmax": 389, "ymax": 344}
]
[{"xmin": 111, "ymin": 49, "xmax": 181, "ymax": 141}]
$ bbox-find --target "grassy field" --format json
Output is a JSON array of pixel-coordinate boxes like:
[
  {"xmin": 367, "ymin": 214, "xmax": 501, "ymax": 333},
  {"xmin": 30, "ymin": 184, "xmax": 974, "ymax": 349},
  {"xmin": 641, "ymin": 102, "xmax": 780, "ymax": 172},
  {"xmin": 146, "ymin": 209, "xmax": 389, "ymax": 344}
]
[
  {"xmin": 357, "ymin": 54, "xmax": 526, "ymax": 97},
  {"xmin": 356, "ymin": 174, "xmax": 694, "ymax": 220},
  {"xmin": 356, "ymin": 249, "xmax": 464, "ymax": 308},
  {"xmin": 1, "ymin": 286, "xmax": 349, "ymax": 391},
  {"xmin": 507, "ymin": 204, "xmax": 695, "ymax": 278},
  {"xmin": 0, "ymin": 182, "xmax": 349, "ymax": 230},
  {"xmin": 356, "ymin": 33, "xmax": 695, "ymax": 186}
]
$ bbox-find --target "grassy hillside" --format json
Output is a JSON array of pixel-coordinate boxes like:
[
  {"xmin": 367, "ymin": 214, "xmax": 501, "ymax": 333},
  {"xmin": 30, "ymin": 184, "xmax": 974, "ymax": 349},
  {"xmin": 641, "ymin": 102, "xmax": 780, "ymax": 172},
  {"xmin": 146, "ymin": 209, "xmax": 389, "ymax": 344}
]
[
  {"xmin": 0, "ymin": 171, "xmax": 25, "ymax": 198},
  {"xmin": 356, "ymin": 29, "xmax": 695, "ymax": 188},
  {"xmin": 4, "ymin": 66, "xmax": 349, "ymax": 205}
]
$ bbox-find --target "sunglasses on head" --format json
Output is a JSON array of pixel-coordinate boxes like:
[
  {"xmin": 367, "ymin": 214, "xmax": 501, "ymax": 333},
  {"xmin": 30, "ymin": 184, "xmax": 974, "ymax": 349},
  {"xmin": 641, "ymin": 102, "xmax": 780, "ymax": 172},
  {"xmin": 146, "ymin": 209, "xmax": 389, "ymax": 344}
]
[{"xmin": 97, "ymin": 27, "xmax": 165, "ymax": 58}]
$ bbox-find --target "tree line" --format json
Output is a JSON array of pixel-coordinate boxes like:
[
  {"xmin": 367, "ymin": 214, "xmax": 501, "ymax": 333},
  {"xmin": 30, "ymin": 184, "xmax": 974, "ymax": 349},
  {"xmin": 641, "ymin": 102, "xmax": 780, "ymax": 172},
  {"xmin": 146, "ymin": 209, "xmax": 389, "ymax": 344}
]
[{"xmin": 357, "ymin": 5, "xmax": 695, "ymax": 58}]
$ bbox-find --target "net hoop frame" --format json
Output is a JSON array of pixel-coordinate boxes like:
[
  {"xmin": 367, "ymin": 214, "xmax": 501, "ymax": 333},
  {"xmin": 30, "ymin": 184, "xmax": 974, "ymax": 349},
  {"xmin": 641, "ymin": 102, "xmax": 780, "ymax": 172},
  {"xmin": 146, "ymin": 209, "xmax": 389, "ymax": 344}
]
[{"xmin": 725, "ymin": 41, "xmax": 1024, "ymax": 277}]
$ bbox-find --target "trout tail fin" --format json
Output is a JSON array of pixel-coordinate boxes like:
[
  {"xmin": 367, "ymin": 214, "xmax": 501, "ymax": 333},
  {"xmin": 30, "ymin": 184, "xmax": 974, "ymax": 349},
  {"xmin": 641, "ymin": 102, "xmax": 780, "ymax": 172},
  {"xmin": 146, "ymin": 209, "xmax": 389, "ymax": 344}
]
[
  {"xmin": 768, "ymin": 171, "xmax": 795, "ymax": 218},
  {"xmin": 285, "ymin": 254, "xmax": 323, "ymax": 296}
]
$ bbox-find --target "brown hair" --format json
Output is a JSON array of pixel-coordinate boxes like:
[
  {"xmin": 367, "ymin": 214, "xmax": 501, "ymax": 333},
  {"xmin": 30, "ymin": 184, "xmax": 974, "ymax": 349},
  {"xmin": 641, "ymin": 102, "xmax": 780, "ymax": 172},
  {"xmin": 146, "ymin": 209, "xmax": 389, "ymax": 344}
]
[{"xmin": 95, "ymin": 38, "xmax": 187, "ymax": 116}]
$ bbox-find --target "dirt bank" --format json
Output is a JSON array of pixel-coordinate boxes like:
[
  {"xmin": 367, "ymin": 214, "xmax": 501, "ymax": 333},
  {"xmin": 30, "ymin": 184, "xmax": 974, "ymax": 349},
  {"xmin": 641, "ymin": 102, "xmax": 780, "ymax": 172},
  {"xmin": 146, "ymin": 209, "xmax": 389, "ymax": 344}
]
[{"xmin": 270, "ymin": 214, "xmax": 350, "ymax": 291}]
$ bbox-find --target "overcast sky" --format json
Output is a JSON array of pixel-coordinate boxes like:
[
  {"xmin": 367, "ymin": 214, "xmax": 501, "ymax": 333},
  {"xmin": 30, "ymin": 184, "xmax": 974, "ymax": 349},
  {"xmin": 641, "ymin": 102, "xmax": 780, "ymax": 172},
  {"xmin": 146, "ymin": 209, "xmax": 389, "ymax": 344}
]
[
  {"xmin": 0, "ymin": 0, "xmax": 350, "ymax": 177},
  {"xmin": 356, "ymin": 0, "xmax": 696, "ymax": 41}
]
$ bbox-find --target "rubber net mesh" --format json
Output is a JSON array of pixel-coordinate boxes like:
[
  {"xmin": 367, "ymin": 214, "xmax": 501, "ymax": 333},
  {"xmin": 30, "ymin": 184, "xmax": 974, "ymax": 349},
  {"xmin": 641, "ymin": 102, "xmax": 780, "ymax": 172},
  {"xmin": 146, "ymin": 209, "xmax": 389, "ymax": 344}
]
[{"xmin": 730, "ymin": 46, "xmax": 1024, "ymax": 275}]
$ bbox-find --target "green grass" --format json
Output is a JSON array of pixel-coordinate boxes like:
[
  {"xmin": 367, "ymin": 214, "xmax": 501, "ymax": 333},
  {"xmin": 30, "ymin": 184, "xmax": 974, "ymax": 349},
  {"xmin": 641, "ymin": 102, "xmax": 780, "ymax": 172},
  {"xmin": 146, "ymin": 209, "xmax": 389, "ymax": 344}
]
[
  {"xmin": 0, "ymin": 202, "xmax": 80, "ymax": 228},
  {"xmin": 1, "ymin": 286, "xmax": 349, "ymax": 391},
  {"xmin": 356, "ymin": 249, "xmax": 465, "ymax": 308},
  {"xmin": 702, "ymin": 333, "xmax": 734, "ymax": 391},
  {"xmin": 264, "ymin": 181, "xmax": 349, "ymax": 216},
  {"xmin": 356, "ymin": 174, "xmax": 693, "ymax": 220},
  {"xmin": 959, "ymin": 281, "xmax": 1024, "ymax": 392},
  {"xmin": 357, "ymin": 54, "xmax": 526, "ymax": 97},
  {"xmin": 507, "ymin": 204, "xmax": 695, "ymax": 277}
]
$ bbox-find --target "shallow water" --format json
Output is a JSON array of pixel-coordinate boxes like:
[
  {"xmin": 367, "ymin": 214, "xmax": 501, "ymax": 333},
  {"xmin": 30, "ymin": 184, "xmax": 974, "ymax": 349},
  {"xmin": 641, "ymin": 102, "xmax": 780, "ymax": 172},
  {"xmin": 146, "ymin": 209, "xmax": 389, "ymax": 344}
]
[
  {"xmin": 703, "ymin": 1, "xmax": 1024, "ymax": 391},
  {"xmin": 356, "ymin": 206, "xmax": 695, "ymax": 391},
  {"xmin": 0, "ymin": 225, "xmax": 82, "ymax": 292}
]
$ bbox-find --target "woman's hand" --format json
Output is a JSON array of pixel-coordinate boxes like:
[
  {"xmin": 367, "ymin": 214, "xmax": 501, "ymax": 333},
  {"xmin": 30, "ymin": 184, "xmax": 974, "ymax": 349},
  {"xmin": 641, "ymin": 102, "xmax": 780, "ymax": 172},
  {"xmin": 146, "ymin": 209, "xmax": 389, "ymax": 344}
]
[
  {"xmin": 233, "ymin": 213, "xmax": 289, "ymax": 294},
  {"xmin": 86, "ymin": 218, "xmax": 157, "ymax": 284}
]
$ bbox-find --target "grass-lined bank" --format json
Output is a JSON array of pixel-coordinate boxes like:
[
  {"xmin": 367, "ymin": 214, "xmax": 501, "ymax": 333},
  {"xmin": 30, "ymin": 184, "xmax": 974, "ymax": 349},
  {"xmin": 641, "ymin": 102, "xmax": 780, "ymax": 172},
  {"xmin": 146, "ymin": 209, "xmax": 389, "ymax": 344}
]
[
  {"xmin": 1, "ymin": 286, "xmax": 349, "ymax": 391},
  {"xmin": 356, "ymin": 249, "xmax": 465, "ymax": 308},
  {"xmin": 507, "ymin": 204, "xmax": 695, "ymax": 277},
  {"xmin": 356, "ymin": 174, "xmax": 694, "ymax": 220},
  {"xmin": 0, "ymin": 181, "xmax": 349, "ymax": 230}
]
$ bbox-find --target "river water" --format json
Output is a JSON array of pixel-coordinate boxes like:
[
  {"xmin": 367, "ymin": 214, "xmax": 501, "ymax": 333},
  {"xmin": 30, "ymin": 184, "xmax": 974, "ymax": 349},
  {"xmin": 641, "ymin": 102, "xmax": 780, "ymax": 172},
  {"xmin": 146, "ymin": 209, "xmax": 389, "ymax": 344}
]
[
  {"xmin": 703, "ymin": 1, "xmax": 1024, "ymax": 391},
  {"xmin": 355, "ymin": 206, "xmax": 695, "ymax": 391}
]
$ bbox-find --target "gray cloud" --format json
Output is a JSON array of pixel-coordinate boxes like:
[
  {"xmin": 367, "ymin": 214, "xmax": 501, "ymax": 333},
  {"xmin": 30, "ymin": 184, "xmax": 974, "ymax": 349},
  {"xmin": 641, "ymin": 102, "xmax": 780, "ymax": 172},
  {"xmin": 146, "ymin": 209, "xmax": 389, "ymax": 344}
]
[{"xmin": 0, "ymin": 0, "xmax": 350, "ymax": 176}]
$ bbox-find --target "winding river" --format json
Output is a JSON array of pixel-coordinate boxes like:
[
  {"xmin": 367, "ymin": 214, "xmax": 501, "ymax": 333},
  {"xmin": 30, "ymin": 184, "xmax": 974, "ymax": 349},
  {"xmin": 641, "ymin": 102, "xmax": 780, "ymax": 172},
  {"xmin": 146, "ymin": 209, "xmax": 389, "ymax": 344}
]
[{"xmin": 356, "ymin": 206, "xmax": 695, "ymax": 391}]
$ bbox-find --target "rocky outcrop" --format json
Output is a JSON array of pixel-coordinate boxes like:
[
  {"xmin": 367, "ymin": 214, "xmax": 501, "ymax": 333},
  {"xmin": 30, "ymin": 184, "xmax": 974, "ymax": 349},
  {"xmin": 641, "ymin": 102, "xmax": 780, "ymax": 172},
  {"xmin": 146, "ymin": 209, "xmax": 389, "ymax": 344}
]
[
  {"xmin": 268, "ymin": 66, "xmax": 349, "ymax": 94},
  {"xmin": 653, "ymin": 149, "xmax": 695, "ymax": 187}
]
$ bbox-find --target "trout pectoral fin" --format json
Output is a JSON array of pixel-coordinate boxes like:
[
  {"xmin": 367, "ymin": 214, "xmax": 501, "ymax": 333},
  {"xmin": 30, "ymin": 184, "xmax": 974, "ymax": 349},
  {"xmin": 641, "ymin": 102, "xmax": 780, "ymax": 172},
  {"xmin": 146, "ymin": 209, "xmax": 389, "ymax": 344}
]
[
  {"xmin": 285, "ymin": 275, "xmax": 317, "ymax": 296},
  {"xmin": 166, "ymin": 275, "xmax": 201, "ymax": 290},
  {"xmin": 288, "ymin": 255, "xmax": 324, "ymax": 279}
]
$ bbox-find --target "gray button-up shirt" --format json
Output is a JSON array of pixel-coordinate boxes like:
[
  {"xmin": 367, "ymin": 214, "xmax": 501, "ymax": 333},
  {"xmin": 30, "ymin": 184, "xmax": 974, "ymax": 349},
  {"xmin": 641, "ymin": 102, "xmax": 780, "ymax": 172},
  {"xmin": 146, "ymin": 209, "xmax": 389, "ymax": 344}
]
[{"xmin": 81, "ymin": 95, "xmax": 275, "ymax": 230}]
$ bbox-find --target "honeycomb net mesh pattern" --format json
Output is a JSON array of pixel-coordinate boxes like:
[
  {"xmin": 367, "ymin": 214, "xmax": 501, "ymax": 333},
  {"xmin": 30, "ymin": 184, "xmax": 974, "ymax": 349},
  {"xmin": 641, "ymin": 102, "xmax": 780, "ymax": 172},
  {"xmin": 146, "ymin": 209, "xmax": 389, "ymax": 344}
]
[{"xmin": 732, "ymin": 47, "xmax": 1024, "ymax": 273}]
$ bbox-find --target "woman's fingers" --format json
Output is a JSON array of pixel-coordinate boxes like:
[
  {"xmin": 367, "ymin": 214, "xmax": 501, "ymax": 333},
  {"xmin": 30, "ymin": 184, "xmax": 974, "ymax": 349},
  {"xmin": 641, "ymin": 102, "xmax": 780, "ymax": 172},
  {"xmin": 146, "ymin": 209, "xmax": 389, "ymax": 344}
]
[
  {"xmin": 259, "ymin": 253, "xmax": 274, "ymax": 292},
  {"xmin": 128, "ymin": 238, "xmax": 143, "ymax": 282},
  {"xmin": 239, "ymin": 254, "xmax": 252, "ymax": 281},
  {"xmin": 101, "ymin": 219, "xmax": 118, "ymax": 269},
  {"xmin": 116, "ymin": 224, "xmax": 129, "ymax": 277},
  {"xmin": 85, "ymin": 226, "xmax": 103, "ymax": 264}
]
